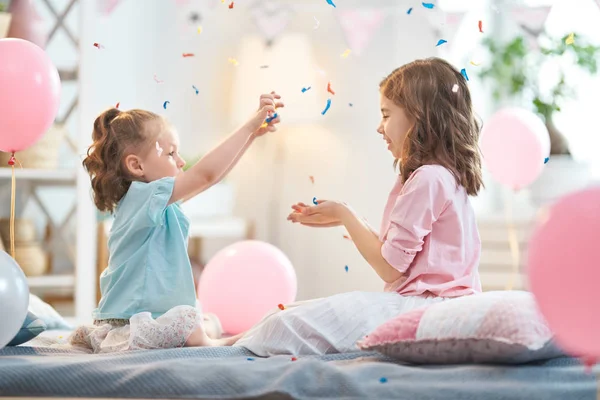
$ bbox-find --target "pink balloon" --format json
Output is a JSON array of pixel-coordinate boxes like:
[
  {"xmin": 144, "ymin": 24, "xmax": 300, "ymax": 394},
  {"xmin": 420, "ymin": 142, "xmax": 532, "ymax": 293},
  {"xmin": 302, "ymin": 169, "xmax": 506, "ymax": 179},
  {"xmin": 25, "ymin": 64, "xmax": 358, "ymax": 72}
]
[
  {"xmin": 198, "ymin": 241, "xmax": 297, "ymax": 334},
  {"xmin": 528, "ymin": 187, "xmax": 600, "ymax": 361},
  {"xmin": 480, "ymin": 108, "xmax": 550, "ymax": 190},
  {"xmin": 0, "ymin": 38, "xmax": 61, "ymax": 153}
]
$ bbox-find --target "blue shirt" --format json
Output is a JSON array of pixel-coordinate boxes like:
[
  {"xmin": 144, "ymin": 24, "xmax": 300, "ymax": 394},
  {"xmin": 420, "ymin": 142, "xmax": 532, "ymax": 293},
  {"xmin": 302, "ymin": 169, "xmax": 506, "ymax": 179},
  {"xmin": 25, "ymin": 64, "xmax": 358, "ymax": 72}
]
[{"xmin": 92, "ymin": 177, "xmax": 196, "ymax": 320}]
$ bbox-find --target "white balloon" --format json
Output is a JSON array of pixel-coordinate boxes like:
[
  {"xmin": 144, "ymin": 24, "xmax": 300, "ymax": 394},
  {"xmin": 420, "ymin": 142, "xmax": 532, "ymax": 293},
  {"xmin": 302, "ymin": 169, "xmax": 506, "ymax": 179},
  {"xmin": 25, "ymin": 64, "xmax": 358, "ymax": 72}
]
[{"xmin": 0, "ymin": 251, "xmax": 29, "ymax": 350}]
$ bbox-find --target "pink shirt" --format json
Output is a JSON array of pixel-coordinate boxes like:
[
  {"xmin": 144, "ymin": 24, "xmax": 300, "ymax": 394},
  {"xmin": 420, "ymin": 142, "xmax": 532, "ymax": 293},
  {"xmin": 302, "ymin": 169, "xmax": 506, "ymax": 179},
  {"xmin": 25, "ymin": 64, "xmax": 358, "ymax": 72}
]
[{"xmin": 379, "ymin": 165, "xmax": 481, "ymax": 297}]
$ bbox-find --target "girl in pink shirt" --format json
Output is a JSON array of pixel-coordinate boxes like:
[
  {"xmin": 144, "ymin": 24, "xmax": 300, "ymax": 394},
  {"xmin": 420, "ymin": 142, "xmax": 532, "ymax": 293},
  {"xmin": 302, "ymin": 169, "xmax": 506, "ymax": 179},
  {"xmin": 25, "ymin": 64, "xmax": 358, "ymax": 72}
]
[{"xmin": 231, "ymin": 57, "xmax": 483, "ymax": 356}]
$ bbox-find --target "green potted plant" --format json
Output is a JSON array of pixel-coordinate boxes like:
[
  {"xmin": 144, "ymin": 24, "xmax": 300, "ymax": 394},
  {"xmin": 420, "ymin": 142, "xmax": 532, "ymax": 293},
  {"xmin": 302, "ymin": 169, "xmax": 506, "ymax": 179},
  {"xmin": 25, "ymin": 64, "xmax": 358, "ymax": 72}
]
[
  {"xmin": 0, "ymin": 2, "xmax": 12, "ymax": 38},
  {"xmin": 479, "ymin": 33, "xmax": 600, "ymax": 205},
  {"xmin": 479, "ymin": 33, "xmax": 600, "ymax": 155}
]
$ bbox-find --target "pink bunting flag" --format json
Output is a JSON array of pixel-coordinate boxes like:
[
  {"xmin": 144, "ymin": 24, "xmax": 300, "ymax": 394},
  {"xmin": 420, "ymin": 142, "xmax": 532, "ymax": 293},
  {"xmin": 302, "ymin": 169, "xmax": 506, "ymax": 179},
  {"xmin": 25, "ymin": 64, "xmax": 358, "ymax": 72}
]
[
  {"xmin": 510, "ymin": 6, "xmax": 551, "ymax": 37},
  {"xmin": 249, "ymin": 0, "xmax": 293, "ymax": 44},
  {"xmin": 337, "ymin": 9, "xmax": 385, "ymax": 56},
  {"xmin": 97, "ymin": 0, "xmax": 124, "ymax": 16}
]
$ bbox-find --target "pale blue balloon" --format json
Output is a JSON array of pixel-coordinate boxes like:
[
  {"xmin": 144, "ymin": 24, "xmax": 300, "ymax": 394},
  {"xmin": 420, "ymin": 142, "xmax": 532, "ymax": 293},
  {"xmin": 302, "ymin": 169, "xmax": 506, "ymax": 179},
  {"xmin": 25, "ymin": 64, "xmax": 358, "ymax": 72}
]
[{"xmin": 0, "ymin": 251, "xmax": 29, "ymax": 350}]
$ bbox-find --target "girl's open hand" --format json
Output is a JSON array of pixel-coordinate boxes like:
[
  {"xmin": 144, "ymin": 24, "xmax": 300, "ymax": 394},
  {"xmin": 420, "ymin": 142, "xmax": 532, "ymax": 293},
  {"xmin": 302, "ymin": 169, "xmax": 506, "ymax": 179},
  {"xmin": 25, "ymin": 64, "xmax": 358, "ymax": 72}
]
[
  {"xmin": 246, "ymin": 92, "xmax": 284, "ymax": 137},
  {"xmin": 286, "ymin": 200, "xmax": 345, "ymax": 227}
]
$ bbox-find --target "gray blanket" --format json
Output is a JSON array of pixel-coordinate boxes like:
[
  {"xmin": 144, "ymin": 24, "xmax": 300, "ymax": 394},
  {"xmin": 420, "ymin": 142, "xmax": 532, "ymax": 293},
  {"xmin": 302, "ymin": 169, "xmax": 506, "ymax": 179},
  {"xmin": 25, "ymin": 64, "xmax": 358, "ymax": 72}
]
[{"xmin": 0, "ymin": 346, "xmax": 595, "ymax": 399}]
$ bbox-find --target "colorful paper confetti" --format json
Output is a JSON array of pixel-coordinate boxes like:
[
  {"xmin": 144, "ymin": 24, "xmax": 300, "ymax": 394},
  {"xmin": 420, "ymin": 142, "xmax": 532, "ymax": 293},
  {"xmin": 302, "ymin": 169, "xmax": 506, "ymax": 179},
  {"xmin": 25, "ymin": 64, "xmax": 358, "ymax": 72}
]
[
  {"xmin": 422, "ymin": 2, "xmax": 434, "ymax": 9},
  {"xmin": 115, "ymin": 102, "xmax": 120, "ymax": 109},
  {"xmin": 321, "ymin": 98, "xmax": 332, "ymax": 115},
  {"xmin": 309, "ymin": 176, "xmax": 315, "ymax": 184},
  {"xmin": 260, "ymin": 65, "xmax": 269, "ymax": 69},
  {"xmin": 478, "ymin": 20, "xmax": 483, "ymax": 33},
  {"xmin": 544, "ymin": 157, "xmax": 550, "ymax": 164},
  {"xmin": 325, "ymin": 0, "xmax": 336, "ymax": 8},
  {"xmin": 291, "ymin": 357, "xmax": 298, "ymax": 361},
  {"xmin": 278, "ymin": 304, "xmax": 285, "ymax": 310},
  {"xmin": 460, "ymin": 68, "xmax": 469, "ymax": 81},
  {"xmin": 344, "ymin": 265, "xmax": 349, "ymax": 272},
  {"xmin": 301, "ymin": 86, "xmax": 312, "ymax": 93},
  {"xmin": 313, "ymin": 197, "xmax": 318, "ymax": 205},
  {"xmin": 470, "ymin": 61, "xmax": 481, "ymax": 66},
  {"xmin": 228, "ymin": 1, "xmax": 234, "ymax": 9},
  {"xmin": 265, "ymin": 112, "xmax": 278, "ymax": 123},
  {"xmin": 192, "ymin": 85, "xmax": 199, "ymax": 95},
  {"xmin": 156, "ymin": 142, "xmax": 163, "ymax": 157},
  {"xmin": 247, "ymin": 357, "xmax": 255, "ymax": 361},
  {"xmin": 197, "ymin": 26, "xmax": 203, "ymax": 34},
  {"xmin": 407, "ymin": 7, "xmax": 413, "ymax": 14},
  {"xmin": 182, "ymin": 53, "xmax": 195, "ymax": 57},
  {"xmin": 343, "ymin": 235, "xmax": 351, "ymax": 240},
  {"xmin": 163, "ymin": 101, "xmax": 170, "ymax": 109},
  {"xmin": 153, "ymin": 74, "xmax": 164, "ymax": 84},
  {"xmin": 436, "ymin": 39, "xmax": 447, "ymax": 46},
  {"xmin": 380, "ymin": 377, "xmax": 388, "ymax": 383},
  {"xmin": 452, "ymin": 84, "xmax": 459, "ymax": 93},
  {"xmin": 314, "ymin": 16, "xmax": 320, "ymax": 29},
  {"xmin": 566, "ymin": 33, "xmax": 575, "ymax": 45},
  {"xmin": 327, "ymin": 82, "xmax": 336, "ymax": 95},
  {"xmin": 349, "ymin": 103, "xmax": 353, "ymax": 107},
  {"xmin": 93, "ymin": 42, "xmax": 105, "ymax": 49},
  {"xmin": 228, "ymin": 57, "xmax": 240, "ymax": 66},
  {"xmin": 341, "ymin": 49, "xmax": 351, "ymax": 58}
]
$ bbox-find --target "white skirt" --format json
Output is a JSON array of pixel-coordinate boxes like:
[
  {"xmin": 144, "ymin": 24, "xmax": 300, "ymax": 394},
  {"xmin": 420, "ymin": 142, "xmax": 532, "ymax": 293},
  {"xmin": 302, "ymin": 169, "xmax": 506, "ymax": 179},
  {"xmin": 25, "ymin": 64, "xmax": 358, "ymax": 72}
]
[{"xmin": 234, "ymin": 291, "xmax": 447, "ymax": 356}]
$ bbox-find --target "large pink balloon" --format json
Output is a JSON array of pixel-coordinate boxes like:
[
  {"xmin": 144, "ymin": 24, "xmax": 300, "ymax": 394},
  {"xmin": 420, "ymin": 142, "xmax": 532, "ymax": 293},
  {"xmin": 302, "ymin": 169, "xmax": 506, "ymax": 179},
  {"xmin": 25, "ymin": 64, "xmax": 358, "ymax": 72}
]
[
  {"xmin": 528, "ymin": 187, "xmax": 600, "ymax": 361},
  {"xmin": 198, "ymin": 241, "xmax": 297, "ymax": 334},
  {"xmin": 0, "ymin": 38, "xmax": 61, "ymax": 152},
  {"xmin": 480, "ymin": 108, "xmax": 550, "ymax": 190}
]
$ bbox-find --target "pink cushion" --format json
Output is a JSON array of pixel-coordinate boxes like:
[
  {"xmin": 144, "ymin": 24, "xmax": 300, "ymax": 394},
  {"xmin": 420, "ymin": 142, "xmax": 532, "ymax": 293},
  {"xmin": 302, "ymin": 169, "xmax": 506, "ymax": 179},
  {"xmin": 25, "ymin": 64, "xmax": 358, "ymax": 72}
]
[{"xmin": 358, "ymin": 291, "xmax": 564, "ymax": 364}]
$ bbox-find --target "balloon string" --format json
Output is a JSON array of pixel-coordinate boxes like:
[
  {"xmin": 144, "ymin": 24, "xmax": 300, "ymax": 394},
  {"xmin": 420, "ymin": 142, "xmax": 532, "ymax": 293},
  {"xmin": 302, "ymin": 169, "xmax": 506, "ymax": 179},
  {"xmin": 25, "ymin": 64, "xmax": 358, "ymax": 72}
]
[
  {"xmin": 9, "ymin": 152, "xmax": 16, "ymax": 259},
  {"xmin": 505, "ymin": 190, "xmax": 520, "ymax": 291}
]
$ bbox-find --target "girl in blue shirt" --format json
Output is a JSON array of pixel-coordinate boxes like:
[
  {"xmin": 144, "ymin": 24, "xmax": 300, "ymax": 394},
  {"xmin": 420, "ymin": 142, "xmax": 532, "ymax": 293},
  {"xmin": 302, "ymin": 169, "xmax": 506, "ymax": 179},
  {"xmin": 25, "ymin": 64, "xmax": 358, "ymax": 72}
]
[{"xmin": 70, "ymin": 93, "xmax": 283, "ymax": 353}]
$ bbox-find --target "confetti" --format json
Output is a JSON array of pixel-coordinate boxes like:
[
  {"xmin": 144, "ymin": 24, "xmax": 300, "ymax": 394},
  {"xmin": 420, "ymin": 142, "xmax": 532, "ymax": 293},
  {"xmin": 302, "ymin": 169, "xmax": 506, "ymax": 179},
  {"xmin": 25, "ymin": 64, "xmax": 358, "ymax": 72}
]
[
  {"xmin": 566, "ymin": 33, "xmax": 575, "ymax": 45},
  {"xmin": 314, "ymin": 16, "xmax": 320, "ymax": 29},
  {"xmin": 325, "ymin": 0, "xmax": 336, "ymax": 8},
  {"xmin": 93, "ymin": 42, "xmax": 105, "ymax": 49},
  {"xmin": 153, "ymin": 74, "xmax": 164, "ymax": 84},
  {"xmin": 182, "ymin": 53, "xmax": 195, "ymax": 57},
  {"xmin": 156, "ymin": 142, "xmax": 163, "ymax": 157},
  {"xmin": 380, "ymin": 377, "xmax": 388, "ymax": 383},
  {"xmin": 327, "ymin": 82, "xmax": 335, "ymax": 95},
  {"xmin": 321, "ymin": 98, "xmax": 332, "ymax": 115},
  {"xmin": 343, "ymin": 235, "xmax": 351, "ymax": 240},
  {"xmin": 291, "ymin": 357, "xmax": 298, "ymax": 361},
  {"xmin": 189, "ymin": 12, "xmax": 201, "ymax": 22},
  {"xmin": 115, "ymin": 102, "xmax": 120, "ymax": 109},
  {"xmin": 349, "ymin": 103, "xmax": 353, "ymax": 107},
  {"xmin": 163, "ymin": 100, "xmax": 170, "ymax": 109},
  {"xmin": 247, "ymin": 357, "xmax": 255, "ymax": 361},
  {"xmin": 265, "ymin": 112, "xmax": 278, "ymax": 123},
  {"xmin": 260, "ymin": 65, "xmax": 269, "ymax": 69},
  {"xmin": 344, "ymin": 265, "xmax": 349, "ymax": 272},
  {"xmin": 278, "ymin": 304, "xmax": 285, "ymax": 310},
  {"xmin": 197, "ymin": 26, "xmax": 203, "ymax": 34},
  {"xmin": 341, "ymin": 49, "xmax": 351, "ymax": 58},
  {"xmin": 312, "ymin": 197, "xmax": 318, "ymax": 205},
  {"xmin": 228, "ymin": 57, "xmax": 240, "ymax": 66},
  {"xmin": 228, "ymin": 1, "xmax": 234, "ymax": 9},
  {"xmin": 407, "ymin": 7, "xmax": 413, "ymax": 14},
  {"xmin": 452, "ymin": 84, "xmax": 459, "ymax": 93},
  {"xmin": 436, "ymin": 39, "xmax": 447, "ymax": 46},
  {"xmin": 460, "ymin": 68, "xmax": 469, "ymax": 81},
  {"xmin": 58, "ymin": 336, "xmax": 63, "ymax": 339},
  {"xmin": 470, "ymin": 61, "xmax": 481, "ymax": 66},
  {"xmin": 544, "ymin": 157, "xmax": 550, "ymax": 164},
  {"xmin": 478, "ymin": 20, "xmax": 483, "ymax": 33},
  {"xmin": 301, "ymin": 86, "xmax": 312, "ymax": 93},
  {"xmin": 422, "ymin": 2, "xmax": 434, "ymax": 9},
  {"xmin": 309, "ymin": 176, "xmax": 315, "ymax": 184},
  {"xmin": 192, "ymin": 85, "xmax": 199, "ymax": 95}
]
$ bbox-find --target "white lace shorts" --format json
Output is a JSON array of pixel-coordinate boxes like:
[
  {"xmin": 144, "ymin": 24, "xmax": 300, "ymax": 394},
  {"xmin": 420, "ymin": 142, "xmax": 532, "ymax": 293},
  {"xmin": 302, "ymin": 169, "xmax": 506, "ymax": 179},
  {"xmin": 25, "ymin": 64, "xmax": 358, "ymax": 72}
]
[{"xmin": 69, "ymin": 305, "xmax": 222, "ymax": 353}]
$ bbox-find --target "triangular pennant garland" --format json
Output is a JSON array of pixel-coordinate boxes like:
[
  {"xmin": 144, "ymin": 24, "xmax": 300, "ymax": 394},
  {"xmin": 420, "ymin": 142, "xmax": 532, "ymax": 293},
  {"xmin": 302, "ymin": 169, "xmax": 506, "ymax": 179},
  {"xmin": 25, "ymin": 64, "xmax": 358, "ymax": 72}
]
[
  {"xmin": 510, "ymin": 6, "xmax": 551, "ymax": 38},
  {"xmin": 337, "ymin": 9, "xmax": 385, "ymax": 56},
  {"xmin": 249, "ymin": 0, "xmax": 293, "ymax": 45}
]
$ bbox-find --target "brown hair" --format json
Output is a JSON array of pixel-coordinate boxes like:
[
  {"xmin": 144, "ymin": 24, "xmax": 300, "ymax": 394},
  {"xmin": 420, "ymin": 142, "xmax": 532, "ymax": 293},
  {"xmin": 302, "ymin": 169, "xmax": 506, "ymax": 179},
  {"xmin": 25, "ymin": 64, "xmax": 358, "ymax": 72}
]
[
  {"xmin": 379, "ymin": 57, "xmax": 483, "ymax": 196},
  {"xmin": 82, "ymin": 108, "xmax": 161, "ymax": 213}
]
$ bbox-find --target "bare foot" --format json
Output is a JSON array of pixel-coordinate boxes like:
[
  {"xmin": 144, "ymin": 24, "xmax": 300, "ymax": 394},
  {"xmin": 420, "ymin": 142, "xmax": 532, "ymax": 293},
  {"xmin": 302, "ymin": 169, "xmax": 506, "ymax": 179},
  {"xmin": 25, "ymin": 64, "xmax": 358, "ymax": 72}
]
[{"xmin": 185, "ymin": 323, "xmax": 245, "ymax": 347}]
